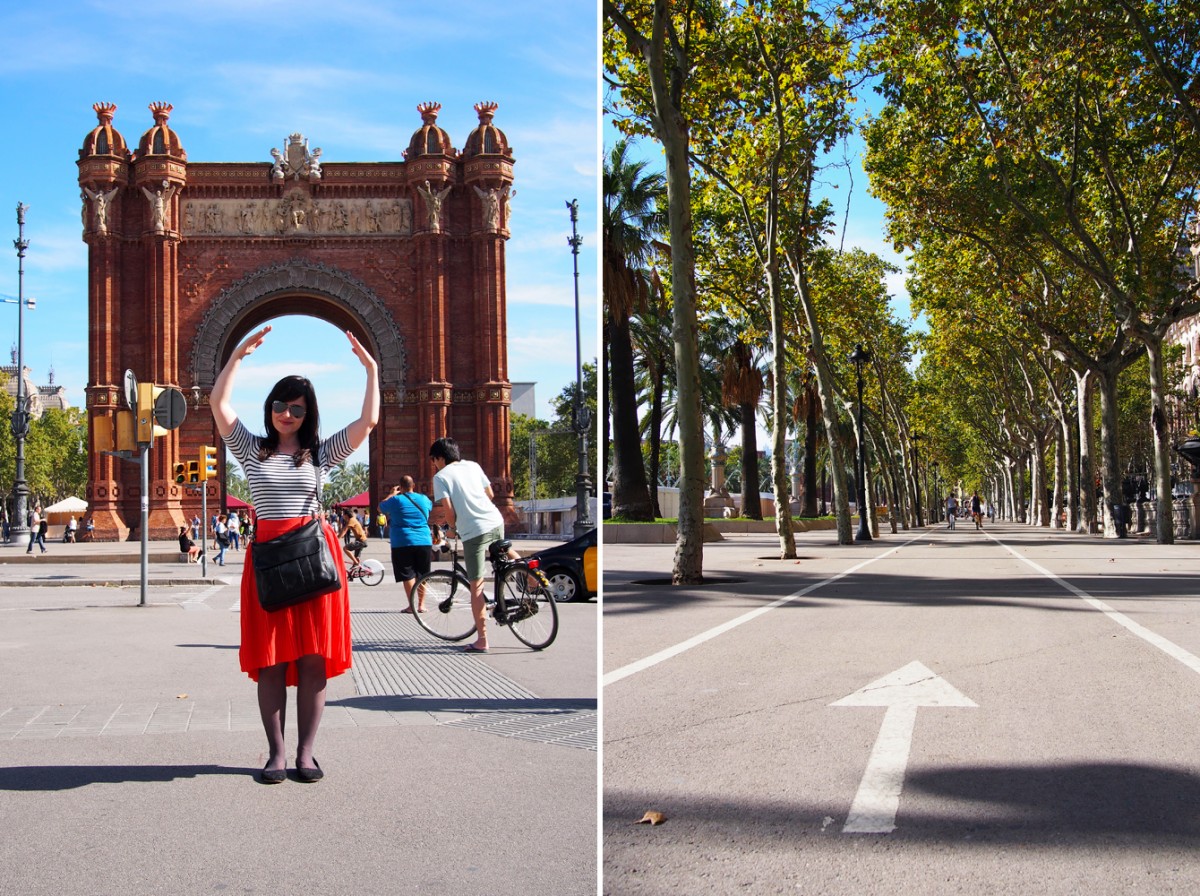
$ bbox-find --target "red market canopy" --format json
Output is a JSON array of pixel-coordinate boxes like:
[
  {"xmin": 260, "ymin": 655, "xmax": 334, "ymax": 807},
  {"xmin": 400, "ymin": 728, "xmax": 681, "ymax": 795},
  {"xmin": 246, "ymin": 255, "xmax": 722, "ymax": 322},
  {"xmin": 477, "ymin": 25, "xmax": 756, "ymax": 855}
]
[
  {"xmin": 227, "ymin": 495, "xmax": 252, "ymax": 509},
  {"xmin": 336, "ymin": 490, "xmax": 371, "ymax": 508}
]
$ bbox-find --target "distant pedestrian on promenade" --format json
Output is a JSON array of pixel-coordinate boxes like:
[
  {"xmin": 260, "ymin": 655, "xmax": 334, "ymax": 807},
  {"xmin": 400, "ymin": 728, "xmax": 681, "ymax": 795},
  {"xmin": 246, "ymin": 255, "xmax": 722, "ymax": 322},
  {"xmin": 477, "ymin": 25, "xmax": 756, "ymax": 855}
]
[
  {"xmin": 380, "ymin": 476, "xmax": 434, "ymax": 612},
  {"xmin": 228, "ymin": 511, "xmax": 241, "ymax": 551},
  {"xmin": 213, "ymin": 514, "xmax": 229, "ymax": 566},
  {"xmin": 971, "ymin": 493, "xmax": 983, "ymax": 529},
  {"xmin": 27, "ymin": 506, "xmax": 46, "ymax": 554},
  {"xmin": 945, "ymin": 494, "xmax": 957, "ymax": 529},
  {"xmin": 210, "ymin": 323, "xmax": 378, "ymax": 784}
]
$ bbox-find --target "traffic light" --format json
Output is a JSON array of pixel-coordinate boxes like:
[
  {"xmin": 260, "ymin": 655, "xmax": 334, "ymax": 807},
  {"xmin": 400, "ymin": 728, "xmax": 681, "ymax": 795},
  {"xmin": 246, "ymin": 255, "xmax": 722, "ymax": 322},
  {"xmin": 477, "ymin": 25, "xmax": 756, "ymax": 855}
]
[
  {"xmin": 173, "ymin": 461, "xmax": 187, "ymax": 484},
  {"xmin": 93, "ymin": 415, "xmax": 114, "ymax": 453},
  {"xmin": 187, "ymin": 460, "xmax": 200, "ymax": 483},
  {"xmin": 136, "ymin": 382, "xmax": 187, "ymax": 444},
  {"xmin": 200, "ymin": 445, "xmax": 217, "ymax": 480},
  {"xmin": 115, "ymin": 410, "xmax": 137, "ymax": 452}
]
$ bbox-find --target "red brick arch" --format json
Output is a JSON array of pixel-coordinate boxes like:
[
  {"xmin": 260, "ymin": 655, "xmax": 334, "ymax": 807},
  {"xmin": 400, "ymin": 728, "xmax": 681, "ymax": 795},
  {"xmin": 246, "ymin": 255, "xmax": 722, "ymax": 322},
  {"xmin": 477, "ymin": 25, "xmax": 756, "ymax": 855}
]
[{"xmin": 79, "ymin": 103, "xmax": 516, "ymax": 540}]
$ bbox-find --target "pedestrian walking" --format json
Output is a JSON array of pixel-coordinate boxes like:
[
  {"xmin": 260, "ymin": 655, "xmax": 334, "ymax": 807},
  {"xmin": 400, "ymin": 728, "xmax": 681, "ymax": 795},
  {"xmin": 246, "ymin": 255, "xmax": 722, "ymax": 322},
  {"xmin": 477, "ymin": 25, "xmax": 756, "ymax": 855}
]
[
  {"xmin": 210, "ymin": 323, "xmax": 378, "ymax": 784},
  {"xmin": 945, "ymin": 493, "xmax": 957, "ymax": 529},
  {"xmin": 971, "ymin": 492, "xmax": 983, "ymax": 529},
  {"xmin": 380, "ymin": 476, "xmax": 434, "ymax": 612},
  {"xmin": 27, "ymin": 505, "xmax": 46, "ymax": 554},
  {"xmin": 213, "ymin": 514, "xmax": 229, "ymax": 566}
]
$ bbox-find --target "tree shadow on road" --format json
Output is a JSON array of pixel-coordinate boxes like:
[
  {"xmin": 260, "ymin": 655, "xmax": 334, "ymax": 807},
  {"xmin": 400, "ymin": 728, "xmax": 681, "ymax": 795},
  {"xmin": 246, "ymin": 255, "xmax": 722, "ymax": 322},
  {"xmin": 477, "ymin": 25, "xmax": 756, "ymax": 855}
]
[
  {"xmin": 605, "ymin": 760, "xmax": 1200, "ymax": 845},
  {"xmin": 0, "ymin": 764, "xmax": 243, "ymax": 791}
]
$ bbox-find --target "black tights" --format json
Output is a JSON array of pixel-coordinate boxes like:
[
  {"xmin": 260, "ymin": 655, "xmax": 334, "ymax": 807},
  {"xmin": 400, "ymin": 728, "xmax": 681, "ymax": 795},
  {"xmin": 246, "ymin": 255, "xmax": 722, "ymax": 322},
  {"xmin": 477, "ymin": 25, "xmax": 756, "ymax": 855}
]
[{"xmin": 257, "ymin": 655, "xmax": 326, "ymax": 771}]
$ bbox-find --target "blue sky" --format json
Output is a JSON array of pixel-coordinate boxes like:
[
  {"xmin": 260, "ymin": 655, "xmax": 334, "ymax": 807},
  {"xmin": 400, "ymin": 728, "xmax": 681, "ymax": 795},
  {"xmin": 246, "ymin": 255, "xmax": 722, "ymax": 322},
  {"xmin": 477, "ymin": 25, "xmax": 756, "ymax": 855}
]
[{"xmin": 0, "ymin": 0, "xmax": 598, "ymax": 462}]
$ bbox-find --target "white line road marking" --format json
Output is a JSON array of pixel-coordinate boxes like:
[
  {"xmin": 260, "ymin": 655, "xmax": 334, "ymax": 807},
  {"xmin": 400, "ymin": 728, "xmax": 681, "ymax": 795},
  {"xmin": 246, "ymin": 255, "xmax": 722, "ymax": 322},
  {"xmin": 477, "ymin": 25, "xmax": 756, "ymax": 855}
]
[
  {"xmin": 602, "ymin": 533, "xmax": 925, "ymax": 687},
  {"xmin": 986, "ymin": 530, "xmax": 1200, "ymax": 676},
  {"xmin": 832, "ymin": 661, "xmax": 977, "ymax": 834},
  {"xmin": 181, "ymin": 584, "xmax": 224, "ymax": 610}
]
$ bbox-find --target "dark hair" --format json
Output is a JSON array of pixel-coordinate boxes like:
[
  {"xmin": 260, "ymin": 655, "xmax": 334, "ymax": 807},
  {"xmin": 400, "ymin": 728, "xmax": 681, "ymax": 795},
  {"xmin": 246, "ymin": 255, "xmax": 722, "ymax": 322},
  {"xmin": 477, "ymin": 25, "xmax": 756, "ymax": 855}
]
[
  {"xmin": 429, "ymin": 437, "xmax": 460, "ymax": 463},
  {"xmin": 259, "ymin": 375, "xmax": 320, "ymax": 465}
]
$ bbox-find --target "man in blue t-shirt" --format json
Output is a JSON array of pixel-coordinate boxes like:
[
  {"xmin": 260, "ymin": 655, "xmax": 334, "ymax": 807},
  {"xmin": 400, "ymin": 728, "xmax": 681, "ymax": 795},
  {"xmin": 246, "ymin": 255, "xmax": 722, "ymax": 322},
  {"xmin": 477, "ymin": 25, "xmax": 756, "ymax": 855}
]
[{"xmin": 379, "ymin": 475, "xmax": 434, "ymax": 612}]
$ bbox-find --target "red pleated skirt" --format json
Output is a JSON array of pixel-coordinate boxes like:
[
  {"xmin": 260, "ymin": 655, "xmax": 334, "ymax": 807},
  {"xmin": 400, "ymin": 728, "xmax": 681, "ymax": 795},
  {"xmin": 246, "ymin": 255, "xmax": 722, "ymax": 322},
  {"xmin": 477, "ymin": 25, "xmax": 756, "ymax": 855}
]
[{"xmin": 239, "ymin": 516, "xmax": 351, "ymax": 685}]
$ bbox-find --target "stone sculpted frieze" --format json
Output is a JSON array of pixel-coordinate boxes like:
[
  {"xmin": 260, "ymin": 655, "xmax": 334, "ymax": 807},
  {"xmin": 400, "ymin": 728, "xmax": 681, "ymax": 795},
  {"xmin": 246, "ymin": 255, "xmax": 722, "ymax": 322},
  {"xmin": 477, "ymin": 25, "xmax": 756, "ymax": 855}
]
[{"xmin": 181, "ymin": 192, "xmax": 413, "ymax": 237}]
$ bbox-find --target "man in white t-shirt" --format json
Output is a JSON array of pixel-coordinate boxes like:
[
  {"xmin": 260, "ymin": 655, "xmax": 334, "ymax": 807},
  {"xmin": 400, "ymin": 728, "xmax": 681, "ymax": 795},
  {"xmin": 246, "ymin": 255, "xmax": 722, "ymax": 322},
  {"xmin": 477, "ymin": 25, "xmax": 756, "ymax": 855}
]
[{"xmin": 430, "ymin": 437, "xmax": 512, "ymax": 653}]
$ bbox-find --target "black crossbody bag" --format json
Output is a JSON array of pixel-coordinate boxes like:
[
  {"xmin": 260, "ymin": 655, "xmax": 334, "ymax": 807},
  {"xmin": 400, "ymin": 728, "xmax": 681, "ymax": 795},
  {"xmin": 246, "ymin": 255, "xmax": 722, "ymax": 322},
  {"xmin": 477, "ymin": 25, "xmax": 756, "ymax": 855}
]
[{"xmin": 253, "ymin": 462, "xmax": 342, "ymax": 612}]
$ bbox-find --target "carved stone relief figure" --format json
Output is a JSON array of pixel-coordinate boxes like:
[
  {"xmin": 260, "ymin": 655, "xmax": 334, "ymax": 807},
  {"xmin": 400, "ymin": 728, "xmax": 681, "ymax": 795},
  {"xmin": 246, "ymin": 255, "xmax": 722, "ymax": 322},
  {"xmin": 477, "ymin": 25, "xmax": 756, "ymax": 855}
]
[
  {"xmin": 179, "ymin": 196, "xmax": 415, "ymax": 237},
  {"xmin": 473, "ymin": 185, "xmax": 502, "ymax": 230},
  {"xmin": 141, "ymin": 181, "xmax": 176, "ymax": 234},
  {"xmin": 83, "ymin": 185, "xmax": 119, "ymax": 234},
  {"xmin": 270, "ymin": 134, "xmax": 323, "ymax": 182},
  {"xmin": 270, "ymin": 148, "xmax": 285, "ymax": 183},
  {"xmin": 418, "ymin": 180, "xmax": 452, "ymax": 232}
]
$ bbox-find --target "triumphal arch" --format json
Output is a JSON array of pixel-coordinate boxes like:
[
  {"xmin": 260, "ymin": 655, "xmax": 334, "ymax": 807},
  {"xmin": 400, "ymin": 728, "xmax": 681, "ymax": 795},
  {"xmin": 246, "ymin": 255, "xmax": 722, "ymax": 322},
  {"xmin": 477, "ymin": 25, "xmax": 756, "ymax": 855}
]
[{"xmin": 78, "ymin": 101, "xmax": 516, "ymax": 540}]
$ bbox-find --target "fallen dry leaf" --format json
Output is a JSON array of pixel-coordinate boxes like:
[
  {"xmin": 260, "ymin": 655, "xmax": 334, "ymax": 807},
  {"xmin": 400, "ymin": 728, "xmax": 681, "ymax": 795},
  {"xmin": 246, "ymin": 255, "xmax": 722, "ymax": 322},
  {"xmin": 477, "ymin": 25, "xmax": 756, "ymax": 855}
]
[
  {"xmin": 635, "ymin": 810, "xmax": 667, "ymax": 826},
  {"xmin": 176, "ymin": 694, "xmax": 188, "ymax": 699}
]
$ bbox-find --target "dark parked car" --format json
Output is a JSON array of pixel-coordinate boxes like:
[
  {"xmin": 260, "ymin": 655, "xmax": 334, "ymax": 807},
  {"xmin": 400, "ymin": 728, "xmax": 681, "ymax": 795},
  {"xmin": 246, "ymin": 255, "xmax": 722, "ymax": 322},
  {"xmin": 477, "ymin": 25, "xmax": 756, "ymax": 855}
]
[{"xmin": 527, "ymin": 527, "xmax": 597, "ymax": 603}]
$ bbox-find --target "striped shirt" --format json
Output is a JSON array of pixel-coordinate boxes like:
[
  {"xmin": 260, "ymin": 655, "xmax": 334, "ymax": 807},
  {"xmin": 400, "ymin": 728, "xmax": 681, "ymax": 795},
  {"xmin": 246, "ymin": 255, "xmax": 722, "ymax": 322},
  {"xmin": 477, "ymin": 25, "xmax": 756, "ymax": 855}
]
[{"xmin": 223, "ymin": 419, "xmax": 354, "ymax": 520}]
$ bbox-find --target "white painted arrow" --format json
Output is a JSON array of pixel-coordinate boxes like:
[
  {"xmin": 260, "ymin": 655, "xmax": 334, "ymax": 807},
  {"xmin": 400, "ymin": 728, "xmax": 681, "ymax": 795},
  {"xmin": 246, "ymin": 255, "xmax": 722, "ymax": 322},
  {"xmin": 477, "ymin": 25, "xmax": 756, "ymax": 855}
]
[{"xmin": 831, "ymin": 661, "xmax": 976, "ymax": 834}]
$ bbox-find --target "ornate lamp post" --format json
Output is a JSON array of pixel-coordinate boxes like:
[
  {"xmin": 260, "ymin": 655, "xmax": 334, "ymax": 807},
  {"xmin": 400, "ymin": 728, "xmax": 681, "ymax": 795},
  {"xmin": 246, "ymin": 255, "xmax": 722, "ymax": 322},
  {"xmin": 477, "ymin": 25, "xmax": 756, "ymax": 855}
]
[
  {"xmin": 9, "ymin": 203, "xmax": 32, "ymax": 540},
  {"xmin": 567, "ymin": 200, "xmax": 594, "ymax": 537},
  {"xmin": 849, "ymin": 343, "xmax": 872, "ymax": 542}
]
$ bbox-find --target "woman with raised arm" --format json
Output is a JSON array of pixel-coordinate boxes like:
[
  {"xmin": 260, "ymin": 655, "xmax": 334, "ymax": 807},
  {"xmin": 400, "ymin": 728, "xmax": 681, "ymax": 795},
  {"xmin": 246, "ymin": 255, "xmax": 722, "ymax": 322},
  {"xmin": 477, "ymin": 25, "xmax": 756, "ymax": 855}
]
[{"xmin": 210, "ymin": 324, "xmax": 379, "ymax": 783}]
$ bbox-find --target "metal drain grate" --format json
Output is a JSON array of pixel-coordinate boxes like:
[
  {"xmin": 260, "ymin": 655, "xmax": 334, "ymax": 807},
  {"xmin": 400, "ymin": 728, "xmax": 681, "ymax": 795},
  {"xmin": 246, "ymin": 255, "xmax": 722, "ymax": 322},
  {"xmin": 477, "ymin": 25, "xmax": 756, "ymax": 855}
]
[
  {"xmin": 351, "ymin": 610, "xmax": 534, "ymax": 700},
  {"xmin": 443, "ymin": 708, "xmax": 597, "ymax": 751},
  {"xmin": 350, "ymin": 610, "xmax": 595, "ymax": 750}
]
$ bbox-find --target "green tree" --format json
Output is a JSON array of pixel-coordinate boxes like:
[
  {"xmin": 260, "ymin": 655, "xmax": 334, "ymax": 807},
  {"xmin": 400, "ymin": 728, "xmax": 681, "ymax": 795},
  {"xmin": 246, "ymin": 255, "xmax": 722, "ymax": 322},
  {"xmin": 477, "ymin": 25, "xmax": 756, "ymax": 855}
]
[
  {"xmin": 862, "ymin": 0, "xmax": 1200, "ymax": 541},
  {"xmin": 606, "ymin": 0, "xmax": 711, "ymax": 583},
  {"xmin": 225, "ymin": 459, "xmax": 253, "ymax": 506},
  {"xmin": 323, "ymin": 461, "xmax": 369, "ymax": 508},
  {"xmin": 24, "ymin": 407, "xmax": 88, "ymax": 508},
  {"xmin": 686, "ymin": 0, "xmax": 859, "ymax": 550}
]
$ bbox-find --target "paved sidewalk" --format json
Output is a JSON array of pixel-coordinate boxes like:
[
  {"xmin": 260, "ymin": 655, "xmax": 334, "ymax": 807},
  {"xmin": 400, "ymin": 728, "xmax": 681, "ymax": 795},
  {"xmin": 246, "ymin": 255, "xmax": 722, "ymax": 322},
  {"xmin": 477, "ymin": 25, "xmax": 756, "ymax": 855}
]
[{"xmin": 0, "ymin": 535, "xmax": 596, "ymax": 895}]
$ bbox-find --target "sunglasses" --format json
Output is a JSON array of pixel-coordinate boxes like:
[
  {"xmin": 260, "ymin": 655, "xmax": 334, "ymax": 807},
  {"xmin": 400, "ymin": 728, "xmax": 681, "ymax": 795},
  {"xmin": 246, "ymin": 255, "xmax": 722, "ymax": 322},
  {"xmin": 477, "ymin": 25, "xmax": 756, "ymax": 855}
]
[{"xmin": 271, "ymin": 400, "xmax": 307, "ymax": 419}]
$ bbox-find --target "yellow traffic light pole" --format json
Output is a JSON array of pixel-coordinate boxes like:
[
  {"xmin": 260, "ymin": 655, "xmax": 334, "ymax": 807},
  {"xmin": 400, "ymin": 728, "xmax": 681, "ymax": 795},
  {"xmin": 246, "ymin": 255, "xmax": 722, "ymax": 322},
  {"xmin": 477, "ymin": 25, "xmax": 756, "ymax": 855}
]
[{"xmin": 96, "ymin": 372, "xmax": 188, "ymax": 605}]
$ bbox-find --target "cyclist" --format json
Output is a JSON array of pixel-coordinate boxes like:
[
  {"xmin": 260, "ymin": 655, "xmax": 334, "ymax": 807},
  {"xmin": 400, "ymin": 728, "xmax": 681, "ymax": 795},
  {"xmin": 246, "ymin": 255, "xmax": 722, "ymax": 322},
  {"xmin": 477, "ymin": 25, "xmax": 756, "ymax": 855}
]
[
  {"xmin": 338, "ymin": 508, "xmax": 368, "ymax": 568},
  {"xmin": 429, "ymin": 436, "xmax": 522, "ymax": 653}
]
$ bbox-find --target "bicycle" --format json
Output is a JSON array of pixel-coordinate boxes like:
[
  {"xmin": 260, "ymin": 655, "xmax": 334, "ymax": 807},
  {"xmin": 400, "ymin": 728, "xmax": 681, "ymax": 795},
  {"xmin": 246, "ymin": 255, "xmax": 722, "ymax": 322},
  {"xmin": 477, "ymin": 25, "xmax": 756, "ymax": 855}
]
[
  {"xmin": 344, "ymin": 553, "xmax": 385, "ymax": 586},
  {"xmin": 408, "ymin": 527, "xmax": 558, "ymax": 650}
]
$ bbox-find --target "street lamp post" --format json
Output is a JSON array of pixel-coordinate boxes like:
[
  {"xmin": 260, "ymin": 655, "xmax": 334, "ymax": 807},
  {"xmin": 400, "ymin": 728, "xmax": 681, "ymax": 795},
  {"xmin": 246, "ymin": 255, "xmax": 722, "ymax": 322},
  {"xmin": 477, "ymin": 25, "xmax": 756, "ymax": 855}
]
[
  {"xmin": 926, "ymin": 462, "xmax": 936, "ymax": 525},
  {"xmin": 10, "ymin": 203, "xmax": 32, "ymax": 540},
  {"xmin": 912, "ymin": 433, "xmax": 924, "ymax": 527},
  {"xmin": 849, "ymin": 343, "xmax": 872, "ymax": 542},
  {"xmin": 566, "ymin": 199, "xmax": 594, "ymax": 538}
]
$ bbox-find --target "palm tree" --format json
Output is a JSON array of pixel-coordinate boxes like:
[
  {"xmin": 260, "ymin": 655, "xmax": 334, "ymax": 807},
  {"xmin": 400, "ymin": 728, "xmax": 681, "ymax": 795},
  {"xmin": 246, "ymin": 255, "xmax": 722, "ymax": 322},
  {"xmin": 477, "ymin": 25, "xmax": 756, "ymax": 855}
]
[
  {"xmin": 604, "ymin": 139, "xmax": 663, "ymax": 521},
  {"xmin": 720, "ymin": 337, "xmax": 765, "ymax": 519},
  {"xmin": 630, "ymin": 295, "xmax": 673, "ymax": 517}
]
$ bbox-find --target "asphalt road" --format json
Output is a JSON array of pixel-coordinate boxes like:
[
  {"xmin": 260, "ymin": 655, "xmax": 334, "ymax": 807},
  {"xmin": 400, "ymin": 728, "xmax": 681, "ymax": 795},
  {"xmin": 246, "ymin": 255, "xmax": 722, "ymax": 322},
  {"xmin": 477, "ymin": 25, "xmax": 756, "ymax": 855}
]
[
  {"xmin": 602, "ymin": 521, "xmax": 1200, "ymax": 895},
  {"xmin": 0, "ymin": 540, "xmax": 598, "ymax": 896}
]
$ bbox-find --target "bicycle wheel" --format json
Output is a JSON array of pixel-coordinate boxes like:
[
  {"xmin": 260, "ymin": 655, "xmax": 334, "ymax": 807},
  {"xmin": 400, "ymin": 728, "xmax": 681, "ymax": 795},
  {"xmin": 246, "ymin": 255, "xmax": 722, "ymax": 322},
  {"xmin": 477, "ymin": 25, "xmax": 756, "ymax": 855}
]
[
  {"xmin": 359, "ymin": 558, "xmax": 385, "ymax": 586},
  {"xmin": 497, "ymin": 565, "xmax": 558, "ymax": 650},
  {"xmin": 409, "ymin": 570, "xmax": 477, "ymax": 642}
]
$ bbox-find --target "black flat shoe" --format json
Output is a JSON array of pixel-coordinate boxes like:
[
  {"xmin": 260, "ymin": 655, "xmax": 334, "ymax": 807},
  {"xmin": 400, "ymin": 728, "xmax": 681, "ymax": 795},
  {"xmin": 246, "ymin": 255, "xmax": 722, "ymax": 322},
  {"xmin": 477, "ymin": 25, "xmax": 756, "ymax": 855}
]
[
  {"xmin": 260, "ymin": 765, "xmax": 286, "ymax": 784},
  {"xmin": 296, "ymin": 759, "xmax": 323, "ymax": 783}
]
